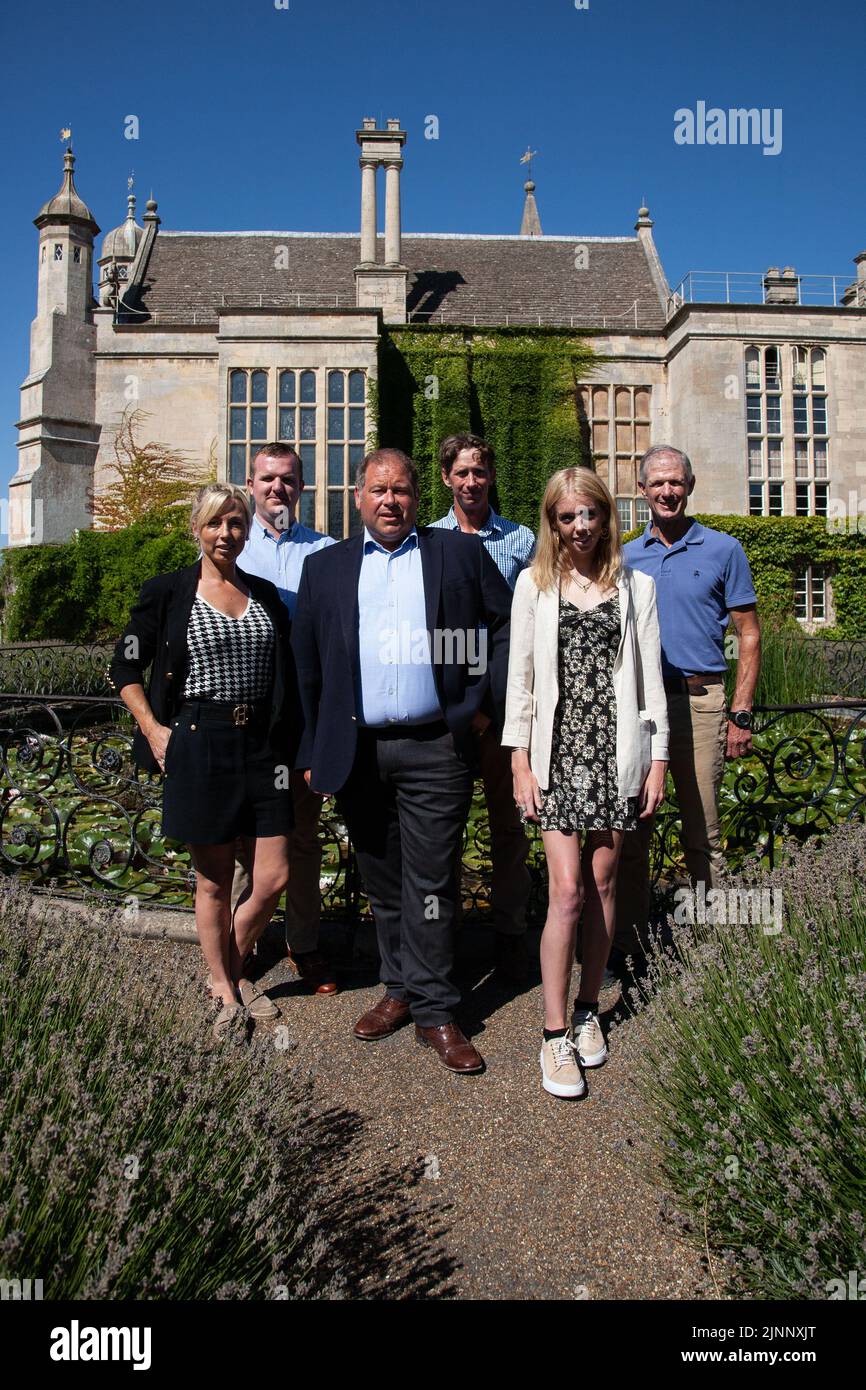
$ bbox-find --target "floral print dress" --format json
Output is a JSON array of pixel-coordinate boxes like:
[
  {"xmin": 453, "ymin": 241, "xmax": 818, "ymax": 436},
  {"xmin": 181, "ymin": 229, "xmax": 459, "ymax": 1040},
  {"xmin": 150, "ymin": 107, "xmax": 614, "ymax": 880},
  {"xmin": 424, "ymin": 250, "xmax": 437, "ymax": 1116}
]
[{"xmin": 539, "ymin": 592, "xmax": 639, "ymax": 833}]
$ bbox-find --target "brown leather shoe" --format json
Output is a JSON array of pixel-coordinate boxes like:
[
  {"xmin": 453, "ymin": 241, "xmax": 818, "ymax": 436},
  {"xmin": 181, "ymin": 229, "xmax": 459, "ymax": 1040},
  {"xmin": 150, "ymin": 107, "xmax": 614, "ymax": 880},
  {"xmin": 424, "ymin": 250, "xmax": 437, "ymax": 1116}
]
[
  {"xmin": 415, "ymin": 1022, "xmax": 485, "ymax": 1074},
  {"xmin": 353, "ymin": 993, "xmax": 412, "ymax": 1040},
  {"xmin": 289, "ymin": 950, "xmax": 338, "ymax": 996}
]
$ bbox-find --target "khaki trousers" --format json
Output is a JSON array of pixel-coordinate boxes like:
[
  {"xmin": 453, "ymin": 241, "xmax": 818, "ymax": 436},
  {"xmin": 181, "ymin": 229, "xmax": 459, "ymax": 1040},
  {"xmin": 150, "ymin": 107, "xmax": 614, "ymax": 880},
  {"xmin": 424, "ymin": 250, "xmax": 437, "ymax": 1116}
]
[
  {"xmin": 615, "ymin": 686, "xmax": 728, "ymax": 956},
  {"xmin": 232, "ymin": 767, "xmax": 323, "ymax": 955},
  {"xmin": 475, "ymin": 724, "xmax": 532, "ymax": 936}
]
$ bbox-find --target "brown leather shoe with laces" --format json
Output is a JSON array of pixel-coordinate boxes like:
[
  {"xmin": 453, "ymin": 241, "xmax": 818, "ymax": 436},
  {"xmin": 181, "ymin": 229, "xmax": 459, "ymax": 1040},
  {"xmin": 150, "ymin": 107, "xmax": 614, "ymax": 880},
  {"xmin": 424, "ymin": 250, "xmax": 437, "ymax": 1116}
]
[
  {"xmin": 289, "ymin": 949, "xmax": 338, "ymax": 996},
  {"xmin": 415, "ymin": 1022, "xmax": 485, "ymax": 1074},
  {"xmin": 353, "ymin": 993, "xmax": 412, "ymax": 1040}
]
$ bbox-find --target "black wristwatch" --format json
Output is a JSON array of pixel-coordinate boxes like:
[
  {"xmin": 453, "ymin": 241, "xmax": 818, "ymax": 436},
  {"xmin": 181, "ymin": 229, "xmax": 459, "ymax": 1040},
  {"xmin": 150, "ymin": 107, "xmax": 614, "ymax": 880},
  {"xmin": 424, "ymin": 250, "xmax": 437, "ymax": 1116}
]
[{"xmin": 728, "ymin": 709, "xmax": 753, "ymax": 730}]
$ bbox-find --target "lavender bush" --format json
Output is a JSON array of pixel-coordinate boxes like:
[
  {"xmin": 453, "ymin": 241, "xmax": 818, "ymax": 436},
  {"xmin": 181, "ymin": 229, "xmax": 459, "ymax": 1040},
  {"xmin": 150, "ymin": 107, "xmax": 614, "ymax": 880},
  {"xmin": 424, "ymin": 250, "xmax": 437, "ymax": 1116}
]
[
  {"xmin": 0, "ymin": 884, "xmax": 343, "ymax": 1298},
  {"xmin": 630, "ymin": 822, "xmax": 866, "ymax": 1299}
]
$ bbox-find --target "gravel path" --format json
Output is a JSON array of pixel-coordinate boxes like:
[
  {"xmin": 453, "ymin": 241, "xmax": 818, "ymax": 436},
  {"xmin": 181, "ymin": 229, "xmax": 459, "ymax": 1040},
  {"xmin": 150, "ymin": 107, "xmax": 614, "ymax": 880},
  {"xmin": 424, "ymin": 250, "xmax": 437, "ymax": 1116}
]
[{"xmin": 127, "ymin": 913, "xmax": 712, "ymax": 1301}]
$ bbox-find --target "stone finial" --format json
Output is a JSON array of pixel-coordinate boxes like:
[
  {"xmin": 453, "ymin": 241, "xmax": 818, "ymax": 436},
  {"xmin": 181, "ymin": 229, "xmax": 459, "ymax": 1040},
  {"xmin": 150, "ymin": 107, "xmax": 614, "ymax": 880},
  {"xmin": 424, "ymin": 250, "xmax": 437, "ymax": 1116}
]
[{"xmin": 520, "ymin": 181, "xmax": 542, "ymax": 237}]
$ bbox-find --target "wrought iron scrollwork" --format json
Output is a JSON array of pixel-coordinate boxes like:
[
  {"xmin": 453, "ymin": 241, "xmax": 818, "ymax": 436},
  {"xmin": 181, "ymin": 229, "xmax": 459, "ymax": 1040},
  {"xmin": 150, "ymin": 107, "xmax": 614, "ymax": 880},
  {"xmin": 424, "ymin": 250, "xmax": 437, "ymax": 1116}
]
[{"xmin": 0, "ymin": 694, "xmax": 864, "ymax": 920}]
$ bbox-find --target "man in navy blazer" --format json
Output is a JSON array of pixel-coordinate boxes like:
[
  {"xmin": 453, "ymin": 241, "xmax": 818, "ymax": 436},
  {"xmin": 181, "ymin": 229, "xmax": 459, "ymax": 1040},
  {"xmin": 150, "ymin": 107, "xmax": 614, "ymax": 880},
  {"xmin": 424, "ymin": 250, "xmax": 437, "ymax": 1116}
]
[{"xmin": 292, "ymin": 447, "xmax": 512, "ymax": 1074}]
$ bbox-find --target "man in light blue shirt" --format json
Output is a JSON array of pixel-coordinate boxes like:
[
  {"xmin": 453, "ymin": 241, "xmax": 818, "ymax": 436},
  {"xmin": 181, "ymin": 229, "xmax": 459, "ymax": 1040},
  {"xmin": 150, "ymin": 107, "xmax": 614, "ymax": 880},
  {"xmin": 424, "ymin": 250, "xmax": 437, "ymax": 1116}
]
[
  {"xmin": 237, "ymin": 442, "xmax": 337, "ymax": 994},
  {"xmin": 241, "ymin": 447, "xmax": 336, "ymax": 617},
  {"xmin": 431, "ymin": 434, "xmax": 535, "ymax": 979},
  {"xmin": 357, "ymin": 528, "xmax": 442, "ymax": 727}
]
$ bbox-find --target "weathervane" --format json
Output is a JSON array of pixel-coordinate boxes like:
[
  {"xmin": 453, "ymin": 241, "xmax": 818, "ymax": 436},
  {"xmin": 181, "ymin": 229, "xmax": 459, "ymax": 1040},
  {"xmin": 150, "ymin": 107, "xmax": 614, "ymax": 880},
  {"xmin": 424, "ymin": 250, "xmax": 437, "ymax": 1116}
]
[
  {"xmin": 60, "ymin": 126, "xmax": 72, "ymax": 147},
  {"xmin": 519, "ymin": 146, "xmax": 539, "ymax": 179}
]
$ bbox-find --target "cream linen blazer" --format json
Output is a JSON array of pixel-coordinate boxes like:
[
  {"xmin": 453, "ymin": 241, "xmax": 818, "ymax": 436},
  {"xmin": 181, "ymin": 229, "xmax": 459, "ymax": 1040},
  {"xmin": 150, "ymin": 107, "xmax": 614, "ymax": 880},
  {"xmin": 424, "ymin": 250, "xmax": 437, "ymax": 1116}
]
[{"xmin": 501, "ymin": 565, "xmax": 669, "ymax": 798}]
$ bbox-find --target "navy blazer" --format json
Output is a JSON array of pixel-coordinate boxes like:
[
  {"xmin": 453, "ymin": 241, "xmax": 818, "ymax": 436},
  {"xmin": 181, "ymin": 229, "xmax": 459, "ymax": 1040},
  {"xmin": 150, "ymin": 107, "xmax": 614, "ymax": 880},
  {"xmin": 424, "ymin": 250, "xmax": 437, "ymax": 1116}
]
[
  {"xmin": 109, "ymin": 561, "xmax": 299, "ymax": 774},
  {"xmin": 291, "ymin": 526, "xmax": 513, "ymax": 795}
]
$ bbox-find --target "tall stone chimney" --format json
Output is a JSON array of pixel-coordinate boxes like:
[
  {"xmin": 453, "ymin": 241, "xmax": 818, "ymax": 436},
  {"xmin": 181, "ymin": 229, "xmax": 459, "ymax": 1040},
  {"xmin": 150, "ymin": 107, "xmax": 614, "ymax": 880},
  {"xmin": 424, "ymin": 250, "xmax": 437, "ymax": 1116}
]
[
  {"xmin": 763, "ymin": 266, "xmax": 800, "ymax": 305},
  {"xmin": 354, "ymin": 118, "xmax": 407, "ymax": 323}
]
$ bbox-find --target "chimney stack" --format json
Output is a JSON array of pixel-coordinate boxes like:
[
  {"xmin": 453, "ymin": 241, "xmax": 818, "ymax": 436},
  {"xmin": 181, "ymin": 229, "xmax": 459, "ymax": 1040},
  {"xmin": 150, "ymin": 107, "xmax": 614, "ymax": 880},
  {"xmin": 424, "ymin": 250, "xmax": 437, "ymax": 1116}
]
[{"xmin": 354, "ymin": 118, "xmax": 408, "ymax": 323}]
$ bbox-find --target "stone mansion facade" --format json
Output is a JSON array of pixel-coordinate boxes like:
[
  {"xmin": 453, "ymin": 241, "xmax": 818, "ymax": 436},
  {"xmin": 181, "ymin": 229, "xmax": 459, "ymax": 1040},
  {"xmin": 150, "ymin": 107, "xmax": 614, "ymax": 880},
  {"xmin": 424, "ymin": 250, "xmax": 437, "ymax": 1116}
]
[{"xmin": 10, "ymin": 119, "xmax": 866, "ymax": 618}]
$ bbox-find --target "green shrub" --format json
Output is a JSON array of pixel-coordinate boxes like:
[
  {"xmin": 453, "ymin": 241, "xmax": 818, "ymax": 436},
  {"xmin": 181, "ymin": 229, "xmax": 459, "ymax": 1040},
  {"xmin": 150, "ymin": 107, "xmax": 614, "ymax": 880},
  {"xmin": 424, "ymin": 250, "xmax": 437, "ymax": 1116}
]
[
  {"xmin": 0, "ymin": 509, "xmax": 196, "ymax": 644},
  {"xmin": 630, "ymin": 822, "xmax": 866, "ymax": 1299},
  {"xmin": 625, "ymin": 514, "xmax": 866, "ymax": 639}
]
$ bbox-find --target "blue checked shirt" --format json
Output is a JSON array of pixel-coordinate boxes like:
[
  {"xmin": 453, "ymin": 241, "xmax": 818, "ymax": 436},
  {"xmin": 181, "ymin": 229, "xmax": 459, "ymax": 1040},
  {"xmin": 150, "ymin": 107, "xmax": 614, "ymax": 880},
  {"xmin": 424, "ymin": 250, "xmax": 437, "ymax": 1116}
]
[{"xmin": 429, "ymin": 505, "xmax": 535, "ymax": 590}]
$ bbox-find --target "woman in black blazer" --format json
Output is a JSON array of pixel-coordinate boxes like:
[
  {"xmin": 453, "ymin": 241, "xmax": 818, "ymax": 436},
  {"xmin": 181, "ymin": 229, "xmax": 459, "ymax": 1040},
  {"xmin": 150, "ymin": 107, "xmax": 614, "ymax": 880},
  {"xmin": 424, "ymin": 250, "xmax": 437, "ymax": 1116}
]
[{"xmin": 110, "ymin": 483, "xmax": 299, "ymax": 1038}]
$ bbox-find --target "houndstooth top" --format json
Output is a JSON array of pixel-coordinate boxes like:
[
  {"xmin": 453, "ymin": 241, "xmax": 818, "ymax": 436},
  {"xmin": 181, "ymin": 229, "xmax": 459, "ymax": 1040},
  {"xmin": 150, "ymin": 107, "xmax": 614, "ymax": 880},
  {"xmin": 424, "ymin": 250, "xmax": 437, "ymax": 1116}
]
[{"xmin": 181, "ymin": 593, "xmax": 275, "ymax": 702}]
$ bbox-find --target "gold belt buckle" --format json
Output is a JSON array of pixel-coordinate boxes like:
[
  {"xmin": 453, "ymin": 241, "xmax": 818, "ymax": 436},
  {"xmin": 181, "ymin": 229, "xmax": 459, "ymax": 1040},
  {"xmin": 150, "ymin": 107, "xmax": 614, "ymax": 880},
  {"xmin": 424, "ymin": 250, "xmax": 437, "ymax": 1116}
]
[{"xmin": 232, "ymin": 704, "xmax": 249, "ymax": 726}]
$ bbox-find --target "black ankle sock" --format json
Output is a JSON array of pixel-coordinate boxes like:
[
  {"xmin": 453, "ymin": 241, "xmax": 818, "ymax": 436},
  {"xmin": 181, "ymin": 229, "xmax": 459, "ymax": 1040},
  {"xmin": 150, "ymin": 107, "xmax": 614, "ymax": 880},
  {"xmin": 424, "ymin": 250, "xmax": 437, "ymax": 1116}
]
[
  {"xmin": 543, "ymin": 1027, "xmax": 568, "ymax": 1041},
  {"xmin": 574, "ymin": 1000, "xmax": 598, "ymax": 1015}
]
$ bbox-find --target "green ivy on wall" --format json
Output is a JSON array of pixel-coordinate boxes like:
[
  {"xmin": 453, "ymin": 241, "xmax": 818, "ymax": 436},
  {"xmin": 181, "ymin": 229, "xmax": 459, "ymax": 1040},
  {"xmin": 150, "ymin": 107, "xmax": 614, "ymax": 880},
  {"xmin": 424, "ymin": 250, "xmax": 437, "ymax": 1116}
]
[
  {"xmin": 375, "ymin": 326, "xmax": 599, "ymax": 529},
  {"xmin": 624, "ymin": 513, "xmax": 866, "ymax": 639}
]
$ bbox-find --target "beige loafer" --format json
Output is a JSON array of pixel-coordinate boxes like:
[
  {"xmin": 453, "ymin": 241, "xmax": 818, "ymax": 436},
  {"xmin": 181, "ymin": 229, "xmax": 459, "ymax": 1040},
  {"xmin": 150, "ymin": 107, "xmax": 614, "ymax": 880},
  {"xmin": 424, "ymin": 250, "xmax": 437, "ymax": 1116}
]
[
  {"xmin": 212, "ymin": 1000, "xmax": 243, "ymax": 1040},
  {"xmin": 238, "ymin": 979, "xmax": 279, "ymax": 1020}
]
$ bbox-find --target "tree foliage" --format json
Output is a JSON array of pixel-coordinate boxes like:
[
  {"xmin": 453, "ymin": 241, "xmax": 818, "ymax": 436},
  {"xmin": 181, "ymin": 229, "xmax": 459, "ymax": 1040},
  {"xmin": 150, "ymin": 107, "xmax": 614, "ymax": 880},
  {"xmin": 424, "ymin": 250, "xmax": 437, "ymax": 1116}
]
[{"xmin": 87, "ymin": 408, "xmax": 213, "ymax": 530}]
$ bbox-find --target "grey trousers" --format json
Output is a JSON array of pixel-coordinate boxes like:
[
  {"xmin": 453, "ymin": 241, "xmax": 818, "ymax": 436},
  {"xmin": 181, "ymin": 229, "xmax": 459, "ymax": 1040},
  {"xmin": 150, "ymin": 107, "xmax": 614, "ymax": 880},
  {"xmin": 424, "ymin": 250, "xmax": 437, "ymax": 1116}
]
[
  {"xmin": 475, "ymin": 724, "xmax": 531, "ymax": 936},
  {"xmin": 338, "ymin": 726, "xmax": 474, "ymax": 1027}
]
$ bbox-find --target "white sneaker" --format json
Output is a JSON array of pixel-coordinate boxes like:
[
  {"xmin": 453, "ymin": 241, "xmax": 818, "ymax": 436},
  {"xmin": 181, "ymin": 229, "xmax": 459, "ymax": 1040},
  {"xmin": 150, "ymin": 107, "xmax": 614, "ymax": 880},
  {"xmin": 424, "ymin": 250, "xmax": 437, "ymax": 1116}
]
[
  {"xmin": 572, "ymin": 1010, "xmax": 608, "ymax": 1068},
  {"xmin": 539, "ymin": 1032, "xmax": 586, "ymax": 1098}
]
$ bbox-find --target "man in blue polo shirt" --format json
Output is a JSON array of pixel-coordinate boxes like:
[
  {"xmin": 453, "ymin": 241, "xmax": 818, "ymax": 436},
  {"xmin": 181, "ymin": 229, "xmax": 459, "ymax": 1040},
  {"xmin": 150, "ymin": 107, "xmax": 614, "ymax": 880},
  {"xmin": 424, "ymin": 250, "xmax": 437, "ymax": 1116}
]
[
  {"xmin": 237, "ymin": 442, "xmax": 337, "ymax": 994},
  {"xmin": 431, "ymin": 434, "xmax": 535, "ymax": 980},
  {"xmin": 616, "ymin": 444, "xmax": 761, "ymax": 959}
]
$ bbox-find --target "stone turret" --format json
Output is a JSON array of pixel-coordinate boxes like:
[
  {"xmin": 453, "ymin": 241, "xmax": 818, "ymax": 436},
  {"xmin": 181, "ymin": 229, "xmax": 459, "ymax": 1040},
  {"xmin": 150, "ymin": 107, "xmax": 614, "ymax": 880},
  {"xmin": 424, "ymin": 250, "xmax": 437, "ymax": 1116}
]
[
  {"xmin": 9, "ymin": 145, "xmax": 99, "ymax": 546},
  {"xmin": 98, "ymin": 182, "xmax": 144, "ymax": 308}
]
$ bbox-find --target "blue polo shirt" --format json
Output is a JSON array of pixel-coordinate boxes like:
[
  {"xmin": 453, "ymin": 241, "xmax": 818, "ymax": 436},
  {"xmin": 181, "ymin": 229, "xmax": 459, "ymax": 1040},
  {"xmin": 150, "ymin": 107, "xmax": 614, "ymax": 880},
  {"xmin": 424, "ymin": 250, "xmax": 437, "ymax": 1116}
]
[{"xmin": 623, "ymin": 520, "xmax": 757, "ymax": 679}]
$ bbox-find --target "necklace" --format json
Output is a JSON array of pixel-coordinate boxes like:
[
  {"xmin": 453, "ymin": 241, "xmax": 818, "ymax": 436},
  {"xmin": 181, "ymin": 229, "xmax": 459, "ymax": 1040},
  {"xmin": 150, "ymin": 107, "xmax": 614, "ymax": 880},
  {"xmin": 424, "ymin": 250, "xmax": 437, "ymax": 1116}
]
[{"xmin": 567, "ymin": 572, "xmax": 594, "ymax": 593}]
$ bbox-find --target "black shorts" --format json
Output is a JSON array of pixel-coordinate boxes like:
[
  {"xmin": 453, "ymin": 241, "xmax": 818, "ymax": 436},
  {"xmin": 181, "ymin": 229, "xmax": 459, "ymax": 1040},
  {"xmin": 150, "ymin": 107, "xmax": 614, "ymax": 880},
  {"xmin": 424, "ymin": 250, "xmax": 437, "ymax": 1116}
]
[{"xmin": 160, "ymin": 703, "xmax": 294, "ymax": 846}]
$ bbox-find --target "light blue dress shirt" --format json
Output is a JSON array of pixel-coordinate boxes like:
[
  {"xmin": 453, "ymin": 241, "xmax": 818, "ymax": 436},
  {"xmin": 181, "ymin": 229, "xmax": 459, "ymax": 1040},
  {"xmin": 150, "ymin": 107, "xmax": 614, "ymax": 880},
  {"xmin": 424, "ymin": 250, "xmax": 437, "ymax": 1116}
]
[
  {"xmin": 239, "ymin": 516, "xmax": 336, "ymax": 618},
  {"xmin": 429, "ymin": 505, "xmax": 535, "ymax": 590},
  {"xmin": 357, "ymin": 528, "xmax": 443, "ymax": 727}
]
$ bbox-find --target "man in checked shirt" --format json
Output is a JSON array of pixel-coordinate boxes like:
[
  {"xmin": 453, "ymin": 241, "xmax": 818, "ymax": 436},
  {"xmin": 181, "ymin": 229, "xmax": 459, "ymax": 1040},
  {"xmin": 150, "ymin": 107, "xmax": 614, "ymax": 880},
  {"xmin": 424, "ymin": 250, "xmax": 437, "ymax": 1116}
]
[{"xmin": 430, "ymin": 434, "xmax": 536, "ymax": 980}]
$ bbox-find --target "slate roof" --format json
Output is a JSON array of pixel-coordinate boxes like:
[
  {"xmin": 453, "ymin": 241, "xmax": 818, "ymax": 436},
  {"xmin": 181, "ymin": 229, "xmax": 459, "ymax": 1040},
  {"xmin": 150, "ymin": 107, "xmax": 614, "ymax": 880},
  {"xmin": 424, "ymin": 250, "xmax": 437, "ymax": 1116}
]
[{"xmin": 131, "ymin": 231, "xmax": 668, "ymax": 330}]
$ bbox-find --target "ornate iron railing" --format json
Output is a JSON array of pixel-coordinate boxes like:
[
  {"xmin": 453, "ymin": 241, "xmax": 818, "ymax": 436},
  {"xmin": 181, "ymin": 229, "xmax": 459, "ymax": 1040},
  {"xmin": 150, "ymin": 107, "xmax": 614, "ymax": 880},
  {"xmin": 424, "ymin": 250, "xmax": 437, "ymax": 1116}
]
[
  {"xmin": 0, "ymin": 696, "xmax": 863, "ymax": 921},
  {"xmin": 0, "ymin": 644, "xmax": 113, "ymax": 698}
]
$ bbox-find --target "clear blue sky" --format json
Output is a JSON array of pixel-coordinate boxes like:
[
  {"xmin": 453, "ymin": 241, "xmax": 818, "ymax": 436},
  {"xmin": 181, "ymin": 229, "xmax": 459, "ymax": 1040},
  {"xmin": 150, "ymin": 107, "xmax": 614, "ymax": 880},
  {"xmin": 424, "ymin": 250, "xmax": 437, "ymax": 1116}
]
[{"xmin": 2, "ymin": 0, "xmax": 864, "ymax": 542}]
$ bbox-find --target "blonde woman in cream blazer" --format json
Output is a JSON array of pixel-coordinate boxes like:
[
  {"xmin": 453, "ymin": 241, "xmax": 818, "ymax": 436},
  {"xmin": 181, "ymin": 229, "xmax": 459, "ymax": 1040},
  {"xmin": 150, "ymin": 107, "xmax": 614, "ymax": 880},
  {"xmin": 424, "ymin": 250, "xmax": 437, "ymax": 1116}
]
[{"xmin": 502, "ymin": 467, "xmax": 668, "ymax": 1099}]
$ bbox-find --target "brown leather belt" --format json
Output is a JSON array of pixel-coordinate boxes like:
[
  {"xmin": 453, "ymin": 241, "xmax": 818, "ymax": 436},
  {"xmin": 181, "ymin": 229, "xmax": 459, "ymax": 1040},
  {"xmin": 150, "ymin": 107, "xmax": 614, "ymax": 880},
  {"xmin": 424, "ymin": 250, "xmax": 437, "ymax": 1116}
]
[{"xmin": 663, "ymin": 673, "xmax": 725, "ymax": 696}]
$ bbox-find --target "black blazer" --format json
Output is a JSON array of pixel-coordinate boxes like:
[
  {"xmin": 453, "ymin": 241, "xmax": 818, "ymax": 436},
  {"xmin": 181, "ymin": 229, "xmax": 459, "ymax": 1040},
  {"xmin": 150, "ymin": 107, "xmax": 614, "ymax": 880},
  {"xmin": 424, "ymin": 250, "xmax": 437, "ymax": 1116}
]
[
  {"xmin": 109, "ymin": 561, "xmax": 299, "ymax": 774},
  {"xmin": 291, "ymin": 526, "xmax": 513, "ymax": 795}
]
